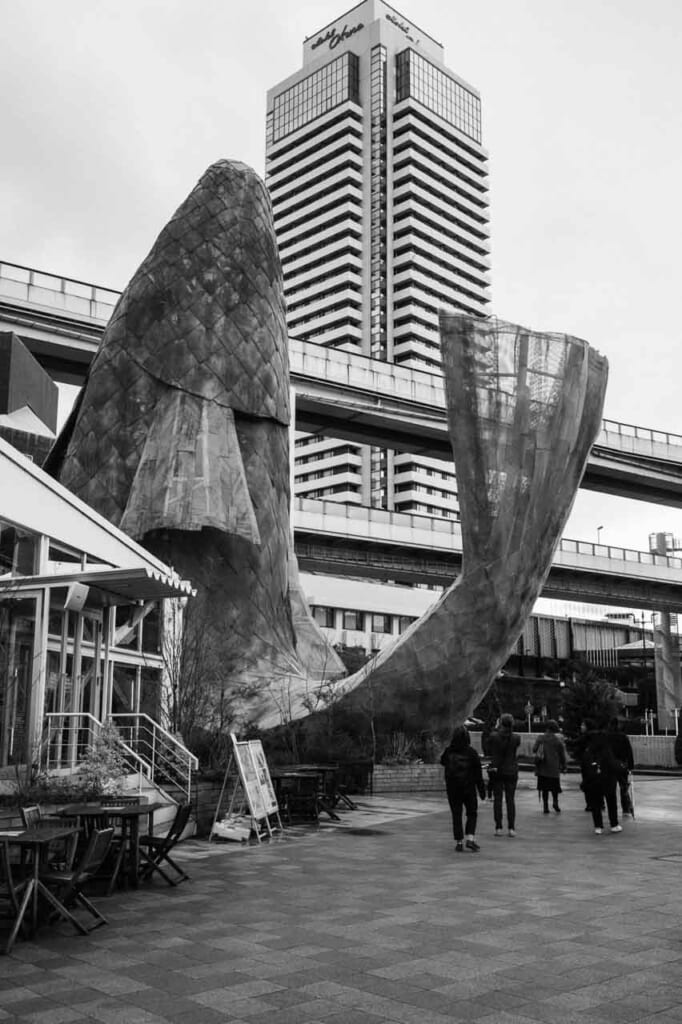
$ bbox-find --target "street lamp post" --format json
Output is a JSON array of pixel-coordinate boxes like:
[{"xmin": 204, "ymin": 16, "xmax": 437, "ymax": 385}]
[{"xmin": 596, "ymin": 525, "xmax": 603, "ymax": 546}]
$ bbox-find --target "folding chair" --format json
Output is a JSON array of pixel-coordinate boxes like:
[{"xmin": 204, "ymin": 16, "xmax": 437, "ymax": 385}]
[
  {"xmin": 39, "ymin": 827, "xmax": 114, "ymax": 934},
  {"xmin": 138, "ymin": 804, "xmax": 191, "ymax": 886}
]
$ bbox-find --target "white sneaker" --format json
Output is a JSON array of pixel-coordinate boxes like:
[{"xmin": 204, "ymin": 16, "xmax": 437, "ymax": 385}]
[
  {"xmin": 494, "ymin": 828, "xmax": 504, "ymax": 836},
  {"xmin": 594, "ymin": 828, "xmax": 603, "ymax": 835},
  {"xmin": 610, "ymin": 825, "xmax": 623, "ymax": 833},
  {"xmin": 508, "ymin": 829, "xmax": 516, "ymax": 837}
]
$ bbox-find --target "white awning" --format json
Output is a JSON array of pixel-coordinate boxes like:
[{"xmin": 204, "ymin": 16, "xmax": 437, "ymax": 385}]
[{"xmin": 0, "ymin": 566, "xmax": 194, "ymax": 606}]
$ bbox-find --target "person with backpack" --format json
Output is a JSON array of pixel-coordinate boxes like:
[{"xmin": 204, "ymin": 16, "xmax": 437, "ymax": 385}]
[
  {"xmin": 580, "ymin": 721, "xmax": 622, "ymax": 835},
  {"xmin": 440, "ymin": 724, "xmax": 486, "ymax": 852},
  {"xmin": 487, "ymin": 713, "xmax": 521, "ymax": 836},
  {"xmin": 532, "ymin": 719, "xmax": 567, "ymax": 814}
]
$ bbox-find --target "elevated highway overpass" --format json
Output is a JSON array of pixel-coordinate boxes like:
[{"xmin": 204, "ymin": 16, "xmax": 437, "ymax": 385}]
[
  {"xmin": 3, "ymin": 261, "xmax": 682, "ymax": 610},
  {"xmin": 294, "ymin": 498, "xmax": 682, "ymax": 613},
  {"xmin": 2, "ymin": 261, "xmax": 682, "ymax": 508}
]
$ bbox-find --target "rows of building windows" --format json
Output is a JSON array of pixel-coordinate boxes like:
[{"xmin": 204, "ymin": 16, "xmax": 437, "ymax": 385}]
[
  {"xmin": 394, "ymin": 462, "xmax": 455, "ymax": 483},
  {"xmin": 303, "ymin": 483, "xmax": 362, "ymax": 499},
  {"xmin": 276, "ymin": 196, "xmax": 363, "ymax": 243},
  {"xmin": 268, "ymin": 125, "xmax": 363, "ymax": 183},
  {"xmin": 269, "ymin": 148, "xmax": 363, "ymax": 205},
  {"xmin": 267, "ymin": 109, "xmax": 363, "ymax": 175},
  {"xmin": 394, "ymin": 482, "xmax": 455, "ymax": 500},
  {"xmin": 288, "ymin": 289, "xmax": 362, "ymax": 319},
  {"xmin": 280, "ymin": 227, "xmax": 362, "ymax": 269},
  {"xmin": 393, "ymin": 216, "xmax": 489, "ymax": 273},
  {"xmin": 392, "ymin": 115, "xmax": 488, "ymax": 189},
  {"xmin": 393, "ymin": 151, "xmax": 488, "ymax": 217},
  {"xmin": 312, "ymin": 606, "xmax": 417, "ymax": 634},
  {"xmin": 273, "ymin": 178, "xmax": 363, "ymax": 230},
  {"xmin": 285, "ymin": 265, "xmax": 362, "ymax": 300},
  {"xmin": 393, "ymin": 501, "xmax": 455, "ymax": 517},
  {"xmin": 296, "ymin": 322, "xmax": 362, "ymax": 344},
  {"xmin": 393, "ymin": 237, "xmax": 489, "ymax": 291},
  {"xmin": 272, "ymin": 161, "xmax": 363, "ymax": 215},
  {"xmin": 271, "ymin": 52, "xmax": 361, "ymax": 142},
  {"xmin": 289, "ymin": 303, "xmax": 362, "ymax": 333},
  {"xmin": 393, "ymin": 163, "xmax": 488, "ymax": 227},
  {"xmin": 393, "ymin": 182, "xmax": 489, "ymax": 245},
  {"xmin": 295, "ymin": 443, "xmax": 360, "ymax": 464},
  {"xmin": 393, "ymin": 133, "xmax": 488, "ymax": 201},
  {"xmin": 283, "ymin": 244, "xmax": 363, "ymax": 283},
  {"xmin": 393, "ymin": 262, "xmax": 488, "ymax": 311},
  {"xmin": 395, "ymin": 49, "xmax": 482, "ymax": 143},
  {"xmin": 297, "ymin": 464, "xmax": 360, "ymax": 484},
  {"xmin": 268, "ymin": 137, "xmax": 363, "ymax": 197}
]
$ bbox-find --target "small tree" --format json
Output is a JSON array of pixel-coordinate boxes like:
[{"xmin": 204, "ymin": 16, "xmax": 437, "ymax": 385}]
[
  {"xmin": 561, "ymin": 664, "xmax": 620, "ymax": 751},
  {"xmin": 78, "ymin": 720, "xmax": 128, "ymax": 795}
]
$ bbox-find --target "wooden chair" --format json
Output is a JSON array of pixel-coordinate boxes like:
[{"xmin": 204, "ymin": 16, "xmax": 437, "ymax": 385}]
[
  {"xmin": 278, "ymin": 774, "xmax": 320, "ymax": 823},
  {"xmin": 1, "ymin": 840, "xmax": 28, "ymax": 953},
  {"xmin": 20, "ymin": 806, "xmax": 79, "ymax": 871},
  {"xmin": 39, "ymin": 827, "xmax": 114, "ymax": 934},
  {"xmin": 20, "ymin": 805, "xmax": 42, "ymax": 829},
  {"xmin": 138, "ymin": 804, "xmax": 191, "ymax": 886}
]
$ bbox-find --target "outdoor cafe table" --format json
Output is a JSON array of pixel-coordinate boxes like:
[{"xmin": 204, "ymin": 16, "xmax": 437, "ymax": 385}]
[
  {"xmin": 55, "ymin": 802, "xmax": 164, "ymax": 893},
  {"xmin": 270, "ymin": 765, "xmax": 356, "ymax": 821},
  {"xmin": 285, "ymin": 764, "xmax": 358, "ymax": 814},
  {"xmin": 0, "ymin": 825, "xmax": 80, "ymax": 954}
]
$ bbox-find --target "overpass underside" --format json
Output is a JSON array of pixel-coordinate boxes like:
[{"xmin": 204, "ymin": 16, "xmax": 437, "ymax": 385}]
[{"xmin": 294, "ymin": 535, "xmax": 682, "ymax": 613}]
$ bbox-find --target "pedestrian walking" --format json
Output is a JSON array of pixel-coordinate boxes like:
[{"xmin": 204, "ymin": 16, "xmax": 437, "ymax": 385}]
[
  {"xmin": 487, "ymin": 713, "xmax": 521, "ymax": 836},
  {"xmin": 580, "ymin": 722, "xmax": 621, "ymax": 835},
  {"xmin": 533, "ymin": 719, "xmax": 567, "ymax": 813},
  {"xmin": 607, "ymin": 717, "xmax": 635, "ymax": 817},
  {"xmin": 440, "ymin": 725, "xmax": 486, "ymax": 852}
]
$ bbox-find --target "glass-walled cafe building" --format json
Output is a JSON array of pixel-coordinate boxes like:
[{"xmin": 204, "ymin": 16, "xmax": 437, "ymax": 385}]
[{"xmin": 0, "ymin": 436, "xmax": 193, "ymax": 772}]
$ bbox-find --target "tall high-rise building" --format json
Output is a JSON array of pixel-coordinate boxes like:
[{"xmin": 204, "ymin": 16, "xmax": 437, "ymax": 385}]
[{"xmin": 266, "ymin": 0, "xmax": 490, "ymax": 516}]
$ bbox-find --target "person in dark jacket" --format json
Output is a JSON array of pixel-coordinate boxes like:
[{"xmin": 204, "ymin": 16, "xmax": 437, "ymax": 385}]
[
  {"xmin": 580, "ymin": 724, "xmax": 621, "ymax": 834},
  {"xmin": 487, "ymin": 713, "xmax": 521, "ymax": 836},
  {"xmin": 440, "ymin": 725, "xmax": 486, "ymax": 852},
  {"xmin": 533, "ymin": 720, "xmax": 567, "ymax": 813},
  {"xmin": 607, "ymin": 717, "xmax": 634, "ymax": 816}
]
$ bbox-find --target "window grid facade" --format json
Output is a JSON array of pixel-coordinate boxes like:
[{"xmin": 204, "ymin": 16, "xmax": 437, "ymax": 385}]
[
  {"xmin": 267, "ymin": 3, "xmax": 489, "ymax": 522},
  {"xmin": 396, "ymin": 49, "xmax": 481, "ymax": 143},
  {"xmin": 369, "ymin": 44, "xmax": 389, "ymax": 509},
  {"xmin": 271, "ymin": 52, "xmax": 360, "ymax": 142}
]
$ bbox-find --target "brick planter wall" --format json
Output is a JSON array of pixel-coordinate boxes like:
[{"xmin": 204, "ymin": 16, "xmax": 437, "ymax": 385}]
[{"xmin": 373, "ymin": 764, "xmax": 445, "ymax": 793}]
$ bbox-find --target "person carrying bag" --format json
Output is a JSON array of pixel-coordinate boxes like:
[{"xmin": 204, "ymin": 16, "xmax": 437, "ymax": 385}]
[{"xmin": 533, "ymin": 720, "xmax": 567, "ymax": 814}]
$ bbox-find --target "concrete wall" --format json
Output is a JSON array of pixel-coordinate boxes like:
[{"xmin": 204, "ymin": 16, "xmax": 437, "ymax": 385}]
[{"xmin": 372, "ymin": 734, "xmax": 679, "ymax": 793}]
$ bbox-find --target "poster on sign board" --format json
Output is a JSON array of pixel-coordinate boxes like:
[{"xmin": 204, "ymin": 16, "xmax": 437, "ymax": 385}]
[
  {"xmin": 248, "ymin": 740, "xmax": 279, "ymax": 816},
  {"xmin": 230, "ymin": 733, "xmax": 267, "ymax": 822}
]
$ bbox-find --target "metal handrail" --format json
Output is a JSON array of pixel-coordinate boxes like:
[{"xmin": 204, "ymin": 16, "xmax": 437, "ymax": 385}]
[
  {"xmin": 111, "ymin": 713, "xmax": 197, "ymax": 800},
  {"xmin": 43, "ymin": 712, "xmax": 151, "ymax": 780}
]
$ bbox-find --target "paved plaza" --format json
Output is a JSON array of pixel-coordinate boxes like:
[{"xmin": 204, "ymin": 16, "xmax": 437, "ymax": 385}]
[{"xmin": 3, "ymin": 775, "xmax": 682, "ymax": 1023}]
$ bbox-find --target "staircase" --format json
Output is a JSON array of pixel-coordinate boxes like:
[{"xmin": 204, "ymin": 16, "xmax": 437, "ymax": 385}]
[{"xmin": 42, "ymin": 712, "xmax": 199, "ymax": 837}]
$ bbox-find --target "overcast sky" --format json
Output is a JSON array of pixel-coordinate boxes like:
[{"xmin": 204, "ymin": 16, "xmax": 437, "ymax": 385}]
[{"xmin": 3, "ymin": 0, "xmax": 682, "ymax": 558}]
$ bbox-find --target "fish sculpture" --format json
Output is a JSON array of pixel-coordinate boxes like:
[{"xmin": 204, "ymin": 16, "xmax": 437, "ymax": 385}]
[
  {"xmin": 257, "ymin": 315, "xmax": 608, "ymax": 732},
  {"xmin": 46, "ymin": 159, "xmax": 344, "ymax": 718}
]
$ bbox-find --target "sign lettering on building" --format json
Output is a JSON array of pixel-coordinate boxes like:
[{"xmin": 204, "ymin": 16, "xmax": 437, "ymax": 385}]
[
  {"xmin": 311, "ymin": 21, "xmax": 364, "ymax": 51},
  {"xmin": 386, "ymin": 12, "xmax": 421, "ymax": 46}
]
